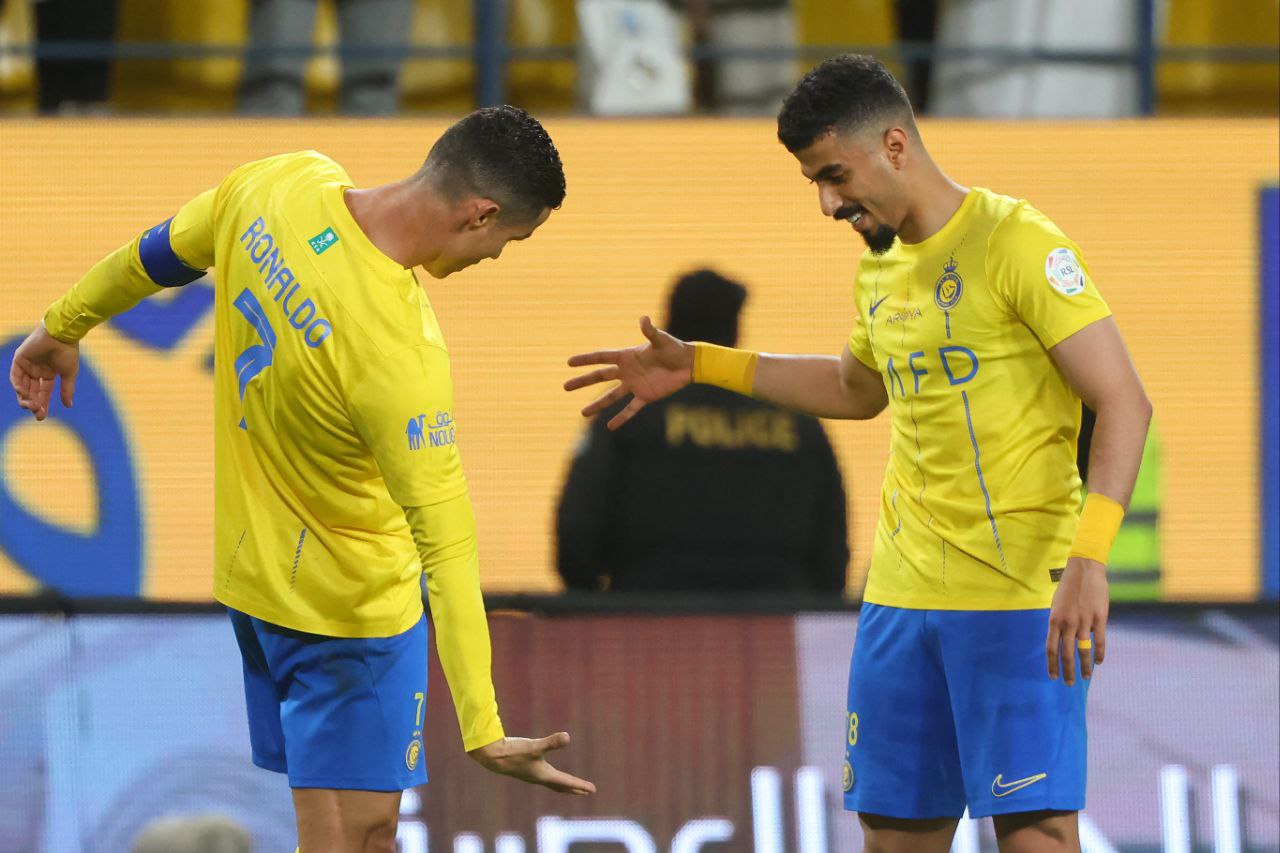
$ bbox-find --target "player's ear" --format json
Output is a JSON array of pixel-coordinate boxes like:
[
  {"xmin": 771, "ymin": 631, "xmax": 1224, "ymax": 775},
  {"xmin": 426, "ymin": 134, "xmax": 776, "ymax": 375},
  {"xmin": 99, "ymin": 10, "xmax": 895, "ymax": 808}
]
[
  {"xmin": 883, "ymin": 127, "xmax": 908, "ymax": 168},
  {"xmin": 467, "ymin": 198, "xmax": 503, "ymax": 230}
]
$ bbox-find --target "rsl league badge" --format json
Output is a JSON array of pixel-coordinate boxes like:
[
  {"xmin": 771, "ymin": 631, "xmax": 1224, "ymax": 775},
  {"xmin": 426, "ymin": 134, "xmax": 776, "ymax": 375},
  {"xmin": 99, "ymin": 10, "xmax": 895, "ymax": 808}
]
[
  {"xmin": 1045, "ymin": 247, "xmax": 1086, "ymax": 296},
  {"xmin": 934, "ymin": 258, "xmax": 963, "ymax": 310}
]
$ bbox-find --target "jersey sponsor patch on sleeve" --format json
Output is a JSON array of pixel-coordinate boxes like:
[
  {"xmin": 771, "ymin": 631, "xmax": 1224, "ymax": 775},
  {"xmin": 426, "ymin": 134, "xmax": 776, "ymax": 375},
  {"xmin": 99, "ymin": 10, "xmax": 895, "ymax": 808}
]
[
  {"xmin": 1044, "ymin": 247, "xmax": 1085, "ymax": 296},
  {"xmin": 406, "ymin": 410, "xmax": 456, "ymax": 450}
]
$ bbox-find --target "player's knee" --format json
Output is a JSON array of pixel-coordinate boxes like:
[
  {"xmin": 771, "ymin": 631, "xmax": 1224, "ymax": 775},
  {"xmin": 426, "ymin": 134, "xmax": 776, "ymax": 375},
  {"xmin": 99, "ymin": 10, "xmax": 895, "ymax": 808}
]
[
  {"xmin": 862, "ymin": 830, "xmax": 952, "ymax": 853},
  {"xmin": 860, "ymin": 814, "xmax": 958, "ymax": 853},
  {"xmin": 861, "ymin": 831, "xmax": 905, "ymax": 853},
  {"xmin": 361, "ymin": 815, "xmax": 399, "ymax": 853},
  {"xmin": 993, "ymin": 810, "xmax": 1078, "ymax": 853},
  {"xmin": 861, "ymin": 831, "xmax": 895, "ymax": 853}
]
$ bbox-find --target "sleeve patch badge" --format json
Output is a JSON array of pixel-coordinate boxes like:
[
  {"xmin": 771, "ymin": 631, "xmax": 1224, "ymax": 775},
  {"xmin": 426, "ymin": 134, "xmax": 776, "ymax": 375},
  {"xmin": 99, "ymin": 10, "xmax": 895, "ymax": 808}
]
[
  {"xmin": 1045, "ymin": 247, "xmax": 1085, "ymax": 296},
  {"xmin": 406, "ymin": 411, "xmax": 456, "ymax": 450}
]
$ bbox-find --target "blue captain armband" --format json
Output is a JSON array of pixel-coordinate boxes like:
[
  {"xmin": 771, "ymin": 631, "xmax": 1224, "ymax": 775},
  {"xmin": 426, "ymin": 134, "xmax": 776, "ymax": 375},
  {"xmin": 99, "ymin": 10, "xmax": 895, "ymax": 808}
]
[{"xmin": 138, "ymin": 218, "xmax": 206, "ymax": 287}]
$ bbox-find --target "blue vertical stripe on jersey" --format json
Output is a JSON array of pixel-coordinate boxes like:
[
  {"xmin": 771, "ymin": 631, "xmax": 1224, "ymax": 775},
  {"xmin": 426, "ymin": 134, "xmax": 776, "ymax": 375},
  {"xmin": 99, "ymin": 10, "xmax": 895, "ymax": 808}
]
[{"xmin": 960, "ymin": 389, "xmax": 1007, "ymax": 571}]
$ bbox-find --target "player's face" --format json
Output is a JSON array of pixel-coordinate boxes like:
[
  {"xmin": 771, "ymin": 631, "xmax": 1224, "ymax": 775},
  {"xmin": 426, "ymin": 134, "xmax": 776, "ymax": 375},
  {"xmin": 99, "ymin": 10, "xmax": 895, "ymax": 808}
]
[
  {"xmin": 427, "ymin": 206, "xmax": 552, "ymax": 278},
  {"xmin": 795, "ymin": 130, "xmax": 904, "ymax": 255}
]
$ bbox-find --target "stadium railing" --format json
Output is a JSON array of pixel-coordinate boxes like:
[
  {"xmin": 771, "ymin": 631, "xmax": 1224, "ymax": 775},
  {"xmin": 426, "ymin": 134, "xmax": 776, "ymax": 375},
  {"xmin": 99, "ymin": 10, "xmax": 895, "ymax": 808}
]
[{"xmin": 1, "ymin": 0, "xmax": 1276, "ymax": 114}]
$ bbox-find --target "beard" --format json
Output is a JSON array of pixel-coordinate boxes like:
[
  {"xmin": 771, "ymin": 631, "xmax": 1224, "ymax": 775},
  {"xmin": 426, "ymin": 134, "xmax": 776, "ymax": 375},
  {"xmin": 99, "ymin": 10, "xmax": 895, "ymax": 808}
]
[
  {"xmin": 835, "ymin": 203, "xmax": 899, "ymax": 256},
  {"xmin": 863, "ymin": 224, "xmax": 898, "ymax": 255}
]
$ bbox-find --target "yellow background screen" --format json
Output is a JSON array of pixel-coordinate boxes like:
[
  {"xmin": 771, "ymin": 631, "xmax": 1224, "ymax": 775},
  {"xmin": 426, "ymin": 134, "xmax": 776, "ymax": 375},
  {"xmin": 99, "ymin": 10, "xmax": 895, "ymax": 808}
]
[{"xmin": 0, "ymin": 119, "xmax": 1274, "ymax": 599}]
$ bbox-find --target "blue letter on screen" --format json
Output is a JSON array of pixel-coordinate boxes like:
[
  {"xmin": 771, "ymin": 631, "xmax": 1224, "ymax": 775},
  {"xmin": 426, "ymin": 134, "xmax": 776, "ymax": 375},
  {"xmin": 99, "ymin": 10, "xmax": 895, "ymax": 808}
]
[{"xmin": 0, "ymin": 336, "xmax": 142, "ymax": 596}]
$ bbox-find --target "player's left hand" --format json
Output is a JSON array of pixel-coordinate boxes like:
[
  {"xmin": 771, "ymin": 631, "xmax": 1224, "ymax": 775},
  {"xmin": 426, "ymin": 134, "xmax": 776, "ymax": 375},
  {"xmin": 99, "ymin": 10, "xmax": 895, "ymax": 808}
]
[
  {"xmin": 1046, "ymin": 556, "xmax": 1109, "ymax": 686},
  {"xmin": 9, "ymin": 324, "xmax": 79, "ymax": 421},
  {"xmin": 468, "ymin": 732, "xmax": 597, "ymax": 795}
]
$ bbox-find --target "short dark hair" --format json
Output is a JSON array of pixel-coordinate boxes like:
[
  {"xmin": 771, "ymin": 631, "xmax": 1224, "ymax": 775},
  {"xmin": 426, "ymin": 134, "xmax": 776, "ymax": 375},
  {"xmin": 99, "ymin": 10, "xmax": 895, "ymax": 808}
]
[
  {"xmin": 665, "ymin": 269, "xmax": 748, "ymax": 347},
  {"xmin": 422, "ymin": 105, "xmax": 565, "ymax": 221},
  {"xmin": 777, "ymin": 54, "xmax": 915, "ymax": 153}
]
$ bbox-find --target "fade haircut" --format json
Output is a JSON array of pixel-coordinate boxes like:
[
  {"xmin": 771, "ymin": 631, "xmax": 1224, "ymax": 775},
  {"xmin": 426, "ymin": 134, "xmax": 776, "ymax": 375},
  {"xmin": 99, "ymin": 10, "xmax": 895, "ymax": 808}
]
[
  {"xmin": 421, "ymin": 105, "xmax": 566, "ymax": 222},
  {"xmin": 777, "ymin": 54, "xmax": 916, "ymax": 154}
]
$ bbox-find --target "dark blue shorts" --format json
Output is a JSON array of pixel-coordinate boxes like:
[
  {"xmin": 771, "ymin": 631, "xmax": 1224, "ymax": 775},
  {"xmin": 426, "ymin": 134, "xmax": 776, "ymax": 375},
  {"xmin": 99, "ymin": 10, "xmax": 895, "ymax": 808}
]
[
  {"xmin": 843, "ymin": 604, "xmax": 1089, "ymax": 819},
  {"xmin": 229, "ymin": 609, "xmax": 429, "ymax": 791}
]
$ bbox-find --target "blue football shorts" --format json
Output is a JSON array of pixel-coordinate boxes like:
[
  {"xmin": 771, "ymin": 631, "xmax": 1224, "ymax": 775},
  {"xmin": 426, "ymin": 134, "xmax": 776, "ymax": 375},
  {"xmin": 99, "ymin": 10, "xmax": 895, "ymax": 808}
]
[
  {"xmin": 228, "ymin": 608, "xmax": 429, "ymax": 791},
  {"xmin": 843, "ymin": 604, "xmax": 1090, "ymax": 819}
]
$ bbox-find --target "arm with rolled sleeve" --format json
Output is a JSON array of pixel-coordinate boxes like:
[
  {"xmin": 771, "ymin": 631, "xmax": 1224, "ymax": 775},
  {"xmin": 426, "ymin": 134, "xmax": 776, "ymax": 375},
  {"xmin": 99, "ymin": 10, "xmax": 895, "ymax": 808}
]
[{"xmin": 347, "ymin": 344, "xmax": 505, "ymax": 752}]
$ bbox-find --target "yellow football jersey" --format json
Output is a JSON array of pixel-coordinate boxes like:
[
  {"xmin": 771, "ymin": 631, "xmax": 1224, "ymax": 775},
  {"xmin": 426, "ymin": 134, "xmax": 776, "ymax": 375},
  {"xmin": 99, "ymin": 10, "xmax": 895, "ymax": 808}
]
[
  {"xmin": 847, "ymin": 187, "xmax": 1112, "ymax": 610},
  {"xmin": 43, "ymin": 149, "xmax": 505, "ymax": 748},
  {"xmin": 166, "ymin": 151, "xmax": 465, "ymax": 638}
]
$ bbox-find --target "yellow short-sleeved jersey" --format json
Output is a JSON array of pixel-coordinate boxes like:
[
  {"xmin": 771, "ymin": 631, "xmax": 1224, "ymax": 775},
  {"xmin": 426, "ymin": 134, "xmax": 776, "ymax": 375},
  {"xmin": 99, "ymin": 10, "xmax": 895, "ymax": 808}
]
[
  {"xmin": 847, "ymin": 187, "xmax": 1112, "ymax": 610},
  {"xmin": 171, "ymin": 151, "xmax": 464, "ymax": 637}
]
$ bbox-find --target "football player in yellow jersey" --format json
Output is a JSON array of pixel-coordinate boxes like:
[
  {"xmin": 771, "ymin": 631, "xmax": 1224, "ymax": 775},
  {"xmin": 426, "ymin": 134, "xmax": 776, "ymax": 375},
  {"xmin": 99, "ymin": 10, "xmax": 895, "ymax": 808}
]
[
  {"xmin": 11, "ymin": 106, "xmax": 594, "ymax": 852},
  {"xmin": 566, "ymin": 56, "xmax": 1151, "ymax": 852}
]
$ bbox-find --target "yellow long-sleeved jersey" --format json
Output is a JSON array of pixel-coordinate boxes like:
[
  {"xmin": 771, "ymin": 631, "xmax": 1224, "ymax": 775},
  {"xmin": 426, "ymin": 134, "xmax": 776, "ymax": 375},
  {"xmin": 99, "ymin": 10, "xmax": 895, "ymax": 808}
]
[{"xmin": 44, "ymin": 151, "xmax": 504, "ymax": 750}]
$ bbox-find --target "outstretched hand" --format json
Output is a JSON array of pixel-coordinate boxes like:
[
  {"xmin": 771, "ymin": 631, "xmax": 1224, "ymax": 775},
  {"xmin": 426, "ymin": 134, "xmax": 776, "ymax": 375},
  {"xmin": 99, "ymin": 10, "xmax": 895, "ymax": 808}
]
[
  {"xmin": 10, "ymin": 324, "xmax": 79, "ymax": 421},
  {"xmin": 564, "ymin": 316, "xmax": 694, "ymax": 430},
  {"xmin": 468, "ymin": 732, "xmax": 596, "ymax": 795}
]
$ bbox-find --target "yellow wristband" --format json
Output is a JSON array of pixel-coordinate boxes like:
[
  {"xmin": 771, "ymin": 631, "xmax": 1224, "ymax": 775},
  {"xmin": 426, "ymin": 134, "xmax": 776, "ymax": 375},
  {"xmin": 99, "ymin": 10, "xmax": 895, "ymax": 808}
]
[
  {"xmin": 692, "ymin": 342, "xmax": 759, "ymax": 396},
  {"xmin": 1069, "ymin": 492, "xmax": 1125, "ymax": 564}
]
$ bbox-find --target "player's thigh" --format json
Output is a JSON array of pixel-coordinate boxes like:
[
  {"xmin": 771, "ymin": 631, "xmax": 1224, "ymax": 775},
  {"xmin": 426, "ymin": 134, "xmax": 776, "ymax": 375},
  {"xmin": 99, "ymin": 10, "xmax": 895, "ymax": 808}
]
[
  {"xmin": 992, "ymin": 809, "xmax": 1080, "ymax": 853},
  {"xmin": 294, "ymin": 787, "xmax": 402, "ymax": 853},
  {"xmin": 936, "ymin": 609, "xmax": 1089, "ymax": 818},
  {"xmin": 228, "ymin": 609, "xmax": 288, "ymax": 772},
  {"xmin": 858, "ymin": 813, "xmax": 958, "ymax": 853},
  {"xmin": 267, "ymin": 616, "xmax": 430, "ymax": 792},
  {"xmin": 844, "ymin": 604, "xmax": 966, "ymax": 819}
]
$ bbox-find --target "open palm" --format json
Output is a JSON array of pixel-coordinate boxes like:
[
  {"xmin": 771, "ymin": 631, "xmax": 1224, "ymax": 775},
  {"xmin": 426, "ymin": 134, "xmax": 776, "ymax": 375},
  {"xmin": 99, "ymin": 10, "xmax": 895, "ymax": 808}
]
[
  {"xmin": 564, "ymin": 316, "xmax": 693, "ymax": 430},
  {"xmin": 469, "ymin": 732, "xmax": 596, "ymax": 795}
]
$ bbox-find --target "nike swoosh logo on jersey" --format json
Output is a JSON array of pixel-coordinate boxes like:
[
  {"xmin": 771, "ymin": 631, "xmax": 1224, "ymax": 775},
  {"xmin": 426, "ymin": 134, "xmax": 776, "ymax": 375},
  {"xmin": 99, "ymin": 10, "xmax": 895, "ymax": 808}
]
[
  {"xmin": 869, "ymin": 295, "xmax": 890, "ymax": 316},
  {"xmin": 992, "ymin": 772, "xmax": 1048, "ymax": 798}
]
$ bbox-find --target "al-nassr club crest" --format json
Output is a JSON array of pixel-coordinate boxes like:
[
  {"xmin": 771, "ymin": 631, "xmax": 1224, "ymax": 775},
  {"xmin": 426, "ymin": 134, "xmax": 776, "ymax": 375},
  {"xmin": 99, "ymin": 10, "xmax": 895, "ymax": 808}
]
[{"xmin": 934, "ymin": 257, "xmax": 963, "ymax": 310}]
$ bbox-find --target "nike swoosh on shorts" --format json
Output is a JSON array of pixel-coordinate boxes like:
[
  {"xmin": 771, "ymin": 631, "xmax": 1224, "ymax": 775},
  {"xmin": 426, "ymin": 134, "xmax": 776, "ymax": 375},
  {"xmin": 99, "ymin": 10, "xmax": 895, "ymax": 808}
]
[{"xmin": 992, "ymin": 772, "xmax": 1048, "ymax": 798}]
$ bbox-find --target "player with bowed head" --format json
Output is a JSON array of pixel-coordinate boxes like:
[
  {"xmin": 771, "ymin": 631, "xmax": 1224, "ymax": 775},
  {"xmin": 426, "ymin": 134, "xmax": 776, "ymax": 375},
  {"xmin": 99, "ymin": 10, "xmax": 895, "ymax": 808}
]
[
  {"xmin": 11, "ymin": 106, "xmax": 594, "ymax": 853},
  {"xmin": 565, "ymin": 56, "xmax": 1150, "ymax": 853}
]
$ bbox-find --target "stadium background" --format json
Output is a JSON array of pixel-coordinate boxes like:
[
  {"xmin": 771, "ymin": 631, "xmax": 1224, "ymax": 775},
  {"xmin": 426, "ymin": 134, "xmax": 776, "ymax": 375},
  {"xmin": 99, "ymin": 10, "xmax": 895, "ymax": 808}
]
[
  {"xmin": 1, "ymin": 120, "xmax": 1276, "ymax": 600},
  {"xmin": 0, "ymin": 0, "xmax": 1277, "ymax": 851}
]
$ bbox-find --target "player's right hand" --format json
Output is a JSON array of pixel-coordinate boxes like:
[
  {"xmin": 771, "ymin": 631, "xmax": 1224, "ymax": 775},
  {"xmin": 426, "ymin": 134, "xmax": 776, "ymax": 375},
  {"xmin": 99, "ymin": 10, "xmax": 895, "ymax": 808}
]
[
  {"xmin": 9, "ymin": 324, "xmax": 79, "ymax": 422},
  {"xmin": 468, "ymin": 732, "xmax": 596, "ymax": 795},
  {"xmin": 564, "ymin": 315, "xmax": 693, "ymax": 430}
]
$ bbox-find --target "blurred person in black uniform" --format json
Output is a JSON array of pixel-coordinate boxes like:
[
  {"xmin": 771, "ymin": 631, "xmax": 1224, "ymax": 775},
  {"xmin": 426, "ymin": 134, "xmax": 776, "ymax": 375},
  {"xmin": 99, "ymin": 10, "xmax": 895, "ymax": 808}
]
[
  {"xmin": 896, "ymin": 0, "xmax": 940, "ymax": 112},
  {"xmin": 556, "ymin": 269, "xmax": 850, "ymax": 593}
]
